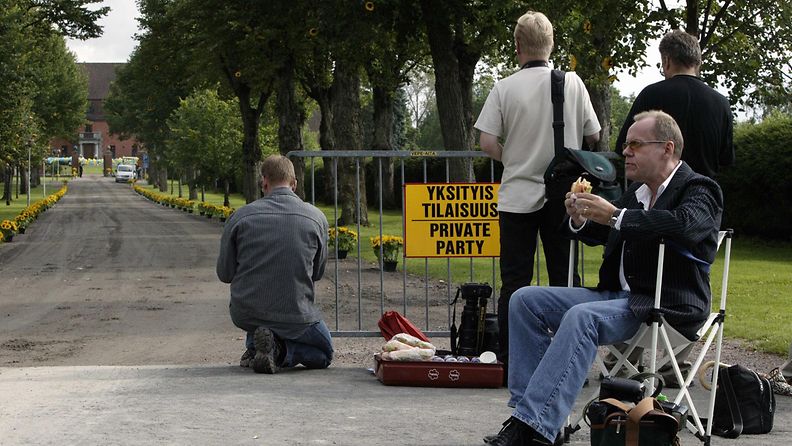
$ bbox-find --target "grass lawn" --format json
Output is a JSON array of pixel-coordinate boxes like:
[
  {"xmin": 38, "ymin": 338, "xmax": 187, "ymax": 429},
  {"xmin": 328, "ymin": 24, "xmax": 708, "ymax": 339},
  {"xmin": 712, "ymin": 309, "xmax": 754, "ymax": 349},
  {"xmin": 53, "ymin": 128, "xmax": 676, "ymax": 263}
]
[
  {"xmin": 0, "ymin": 176, "xmax": 69, "ymax": 222},
  {"xmin": 138, "ymin": 182, "xmax": 792, "ymax": 356}
]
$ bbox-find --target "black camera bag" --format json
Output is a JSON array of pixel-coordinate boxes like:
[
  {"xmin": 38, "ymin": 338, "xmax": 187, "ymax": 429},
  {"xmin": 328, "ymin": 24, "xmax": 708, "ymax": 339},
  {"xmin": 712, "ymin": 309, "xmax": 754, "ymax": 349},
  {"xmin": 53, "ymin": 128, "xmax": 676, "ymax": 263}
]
[{"xmin": 710, "ymin": 364, "xmax": 775, "ymax": 437}]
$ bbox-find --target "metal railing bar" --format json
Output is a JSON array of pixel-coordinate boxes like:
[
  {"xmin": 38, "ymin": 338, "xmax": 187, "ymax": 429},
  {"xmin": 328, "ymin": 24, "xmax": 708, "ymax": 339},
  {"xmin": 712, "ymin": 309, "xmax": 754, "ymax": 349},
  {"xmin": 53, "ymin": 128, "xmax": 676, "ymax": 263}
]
[{"xmin": 355, "ymin": 158, "xmax": 362, "ymax": 331}]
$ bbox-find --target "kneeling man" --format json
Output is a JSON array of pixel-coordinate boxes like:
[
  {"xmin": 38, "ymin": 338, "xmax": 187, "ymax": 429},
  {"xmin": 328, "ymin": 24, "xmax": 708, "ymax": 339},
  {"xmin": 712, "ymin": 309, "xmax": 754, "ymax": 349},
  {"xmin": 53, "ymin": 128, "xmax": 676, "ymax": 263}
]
[{"xmin": 217, "ymin": 155, "xmax": 333, "ymax": 374}]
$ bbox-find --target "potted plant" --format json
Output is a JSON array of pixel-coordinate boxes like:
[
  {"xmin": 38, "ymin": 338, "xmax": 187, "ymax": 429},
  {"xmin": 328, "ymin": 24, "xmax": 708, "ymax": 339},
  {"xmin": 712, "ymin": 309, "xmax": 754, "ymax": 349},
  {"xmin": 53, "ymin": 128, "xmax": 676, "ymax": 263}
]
[
  {"xmin": 0, "ymin": 219, "xmax": 18, "ymax": 242},
  {"xmin": 328, "ymin": 227, "xmax": 358, "ymax": 259},
  {"xmin": 219, "ymin": 206, "xmax": 234, "ymax": 222},
  {"xmin": 370, "ymin": 235, "xmax": 403, "ymax": 271},
  {"xmin": 14, "ymin": 211, "xmax": 32, "ymax": 234}
]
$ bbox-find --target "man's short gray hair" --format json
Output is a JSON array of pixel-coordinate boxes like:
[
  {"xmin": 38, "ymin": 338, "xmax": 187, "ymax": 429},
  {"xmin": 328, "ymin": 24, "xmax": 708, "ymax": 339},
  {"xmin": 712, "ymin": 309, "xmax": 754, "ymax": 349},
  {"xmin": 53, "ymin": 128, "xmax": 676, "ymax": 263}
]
[
  {"xmin": 659, "ymin": 30, "xmax": 701, "ymax": 68},
  {"xmin": 514, "ymin": 11, "xmax": 553, "ymax": 59},
  {"xmin": 634, "ymin": 110, "xmax": 684, "ymax": 156}
]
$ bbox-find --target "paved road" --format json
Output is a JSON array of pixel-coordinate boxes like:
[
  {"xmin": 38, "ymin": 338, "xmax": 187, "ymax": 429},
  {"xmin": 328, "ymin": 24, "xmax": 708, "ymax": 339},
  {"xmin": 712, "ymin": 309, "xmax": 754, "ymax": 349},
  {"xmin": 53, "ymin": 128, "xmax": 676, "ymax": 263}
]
[
  {"xmin": 0, "ymin": 175, "xmax": 789, "ymax": 445},
  {"xmin": 0, "ymin": 175, "xmax": 236, "ymax": 367}
]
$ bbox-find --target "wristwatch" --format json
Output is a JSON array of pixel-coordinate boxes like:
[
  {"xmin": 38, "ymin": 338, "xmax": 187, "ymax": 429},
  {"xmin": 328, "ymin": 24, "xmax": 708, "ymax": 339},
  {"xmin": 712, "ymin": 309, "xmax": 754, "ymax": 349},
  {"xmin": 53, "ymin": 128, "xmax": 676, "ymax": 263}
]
[{"xmin": 609, "ymin": 209, "xmax": 621, "ymax": 228}]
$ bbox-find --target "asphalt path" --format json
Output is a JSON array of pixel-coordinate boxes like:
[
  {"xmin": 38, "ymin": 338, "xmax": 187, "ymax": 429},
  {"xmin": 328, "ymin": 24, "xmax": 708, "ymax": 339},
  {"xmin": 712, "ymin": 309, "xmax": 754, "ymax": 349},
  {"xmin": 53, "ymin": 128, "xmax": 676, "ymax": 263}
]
[{"xmin": 0, "ymin": 175, "xmax": 236, "ymax": 367}]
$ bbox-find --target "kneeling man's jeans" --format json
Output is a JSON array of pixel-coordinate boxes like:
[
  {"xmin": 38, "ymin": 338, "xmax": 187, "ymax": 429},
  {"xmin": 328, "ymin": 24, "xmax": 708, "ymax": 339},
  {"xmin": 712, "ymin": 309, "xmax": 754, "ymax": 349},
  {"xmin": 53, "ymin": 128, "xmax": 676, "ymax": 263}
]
[
  {"xmin": 245, "ymin": 320, "xmax": 334, "ymax": 369},
  {"xmin": 508, "ymin": 286, "xmax": 640, "ymax": 442}
]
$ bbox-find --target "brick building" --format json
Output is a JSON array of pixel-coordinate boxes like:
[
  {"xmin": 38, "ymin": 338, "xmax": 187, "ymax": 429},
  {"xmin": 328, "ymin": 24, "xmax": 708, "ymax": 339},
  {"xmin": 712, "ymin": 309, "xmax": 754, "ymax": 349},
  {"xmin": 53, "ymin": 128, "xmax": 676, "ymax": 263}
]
[{"xmin": 51, "ymin": 63, "xmax": 141, "ymax": 159}]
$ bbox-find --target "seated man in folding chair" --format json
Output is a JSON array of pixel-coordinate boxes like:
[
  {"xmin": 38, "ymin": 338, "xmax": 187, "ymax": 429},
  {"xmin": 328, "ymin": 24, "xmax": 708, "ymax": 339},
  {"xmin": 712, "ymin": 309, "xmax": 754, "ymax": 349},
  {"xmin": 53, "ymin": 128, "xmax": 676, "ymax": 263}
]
[{"xmin": 483, "ymin": 110, "xmax": 723, "ymax": 446}]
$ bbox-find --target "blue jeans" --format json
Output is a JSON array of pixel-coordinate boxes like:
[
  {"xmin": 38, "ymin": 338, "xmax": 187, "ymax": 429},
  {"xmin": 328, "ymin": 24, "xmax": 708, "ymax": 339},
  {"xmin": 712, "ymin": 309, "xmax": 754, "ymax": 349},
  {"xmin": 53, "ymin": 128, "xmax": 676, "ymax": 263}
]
[
  {"xmin": 245, "ymin": 321, "xmax": 334, "ymax": 369},
  {"xmin": 507, "ymin": 286, "xmax": 640, "ymax": 442},
  {"xmin": 498, "ymin": 204, "xmax": 580, "ymax": 367}
]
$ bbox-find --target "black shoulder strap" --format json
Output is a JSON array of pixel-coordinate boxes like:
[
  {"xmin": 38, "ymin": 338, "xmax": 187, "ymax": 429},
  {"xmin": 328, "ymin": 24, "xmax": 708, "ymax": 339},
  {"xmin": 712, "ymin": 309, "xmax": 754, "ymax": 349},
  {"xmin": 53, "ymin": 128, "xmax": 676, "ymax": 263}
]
[
  {"xmin": 713, "ymin": 366, "xmax": 744, "ymax": 438},
  {"xmin": 551, "ymin": 69, "xmax": 565, "ymax": 157},
  {"xmin": 450, "ymin": 287, "xmax": 461, "ymax": 355}
]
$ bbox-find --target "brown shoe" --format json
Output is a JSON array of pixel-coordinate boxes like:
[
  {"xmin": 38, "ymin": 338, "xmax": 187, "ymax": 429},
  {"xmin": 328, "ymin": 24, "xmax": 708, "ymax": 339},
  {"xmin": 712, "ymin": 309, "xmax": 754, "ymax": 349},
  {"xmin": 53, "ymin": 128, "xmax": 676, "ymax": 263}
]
[
  {"xmin": 252, "ymin": 327, "xmax": 281, "ymax": 374},
  {"xmin": 239, "ymin": 348, "xmax": 255, "ymax": 367}
]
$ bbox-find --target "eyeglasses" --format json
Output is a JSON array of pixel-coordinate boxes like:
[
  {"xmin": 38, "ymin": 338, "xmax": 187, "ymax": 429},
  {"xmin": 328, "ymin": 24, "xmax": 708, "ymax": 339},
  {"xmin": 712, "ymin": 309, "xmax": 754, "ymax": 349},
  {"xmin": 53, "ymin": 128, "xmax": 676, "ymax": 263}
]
[{"xmin": 622, "ymin": 140, "xmax": 667, "ymax": 151}]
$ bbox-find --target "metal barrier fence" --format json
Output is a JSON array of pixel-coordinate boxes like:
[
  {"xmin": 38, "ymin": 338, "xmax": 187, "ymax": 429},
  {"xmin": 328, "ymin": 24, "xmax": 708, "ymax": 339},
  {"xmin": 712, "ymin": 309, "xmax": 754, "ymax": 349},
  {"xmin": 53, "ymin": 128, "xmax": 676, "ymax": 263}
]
[{"xmin": 287, "ymin": 150, "xmax": 586, "ymax": 338}]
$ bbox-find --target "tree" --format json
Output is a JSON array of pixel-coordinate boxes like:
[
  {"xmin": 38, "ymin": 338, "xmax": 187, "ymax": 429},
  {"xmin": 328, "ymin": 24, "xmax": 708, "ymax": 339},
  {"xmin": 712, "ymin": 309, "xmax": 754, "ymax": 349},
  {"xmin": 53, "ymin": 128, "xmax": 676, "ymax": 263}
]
[
  {"xmin": 167, "ymin": 89, "xmax": 243, "ymax": 206},
  {"xmin": 299, "ymin": 0, "xmax": 379, "ymax": 225},
  {"xmin": 28, "ymin": 34, "xmax": 88, "ymax": 141},
  {"xmin": 658, "ymin": 1, "xmax": 792, "ymax": 110},
  {"xmin": 158, "ymin": 0, "xmax": 282, "ymax": 203},
  {"xmin": 419, "ymin": 0, "xmax": 521, "ymax": 179},
  {"xmin": 105, "ymin": 34, "xmax": 196, "ymax": 192},
  {"xmin": 404, "ymin": 69, "xmax": 435, "ymax": 128},
  {"xmin": 0, "ymin": 0, "xmax": 102, "ymax": 199},
  {"xmin": 363, "ymin": 0, "xmax": 426, "ymax": 208}
]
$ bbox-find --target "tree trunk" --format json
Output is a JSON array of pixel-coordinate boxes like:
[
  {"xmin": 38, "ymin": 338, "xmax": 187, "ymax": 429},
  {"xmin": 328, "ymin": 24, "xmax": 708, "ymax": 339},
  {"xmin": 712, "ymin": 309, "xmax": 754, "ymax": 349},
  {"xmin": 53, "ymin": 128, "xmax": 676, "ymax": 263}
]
[
  {"xmin": 421, "ymin": 0, "xmax": 479, "ymax": 181},
  {"xmin": 3, "ymin": 165, "xmax": 11, "ymax": 205},
  {"xmin": 276, "ymin": 56, "xmax": 307, "ymax": 200},
  {"xmin": 686, "ymin": 1, "xmax": 699, "ymax": 36},
  {"xmin": 331, "ymin": 60, "xmax": 368, "ymax": 226},
  {"xmin": 221, "ymin": 56, "xmax": 270, "ymax": 204},
  {"xmin": 372, "ymin": 85, "xmax": 396, "ymax": 208},
  {"xmin": 587, "ymin": 82, "xmax": 612, "ymax": 151},
  {"xmin": 237, "ymin": 86, "xmax": 264, "ymax": 204},
  {"xmin": 177, "ymin": 174, "xmax": 183, "ymax": 198},
  {"xmin": 314, "ymin": 89, "xmax": 336, "ymax": 205},
  {"xmin": 20, "ymin": 166, "xmax": 28, "ymax": 195},
  {"xmin": 158, "ymin": 167, "xmax": 167, "ymax": 193},
  {"xmin": 223, "ymin": 178, "xmax": 230, "ymax": 207},
  {"xmin": 32, "ymin": 166, "xmax": 40, "ymax": 188},
  {"xmin": 187, "ymin": 166, "xmax": 198, "ymax": 200}
]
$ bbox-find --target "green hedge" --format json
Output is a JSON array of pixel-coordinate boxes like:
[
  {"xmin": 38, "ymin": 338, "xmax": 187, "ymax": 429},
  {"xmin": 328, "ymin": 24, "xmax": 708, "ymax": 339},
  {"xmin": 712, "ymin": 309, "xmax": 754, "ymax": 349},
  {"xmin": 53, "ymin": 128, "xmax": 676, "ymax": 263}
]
[{"xmin": 719, "ymin": 112, "xmax": 792, "ymax": 239}]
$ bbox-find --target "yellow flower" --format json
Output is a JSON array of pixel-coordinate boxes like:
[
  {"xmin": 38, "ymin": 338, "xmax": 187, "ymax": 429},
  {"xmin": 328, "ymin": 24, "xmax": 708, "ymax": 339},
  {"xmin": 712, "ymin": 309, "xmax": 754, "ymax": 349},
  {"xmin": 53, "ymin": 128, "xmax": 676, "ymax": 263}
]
[
  {"xmin": 329, "ymin": 227, "xmax": 358, "ymax": 251},
  {"xmin": 583, "ymin": 20, "xmax": 592, "ymax": 34},
  {"xmin": 370, "ymin": 234, "xmax": 403, "ymax": 261},
  {"xmin": 569, "ymin": 54, "xmax": 578, "ymax": 71},
  {"xmin": 364, "ymin": 1, "xmax": 374, "ymax": 12}
]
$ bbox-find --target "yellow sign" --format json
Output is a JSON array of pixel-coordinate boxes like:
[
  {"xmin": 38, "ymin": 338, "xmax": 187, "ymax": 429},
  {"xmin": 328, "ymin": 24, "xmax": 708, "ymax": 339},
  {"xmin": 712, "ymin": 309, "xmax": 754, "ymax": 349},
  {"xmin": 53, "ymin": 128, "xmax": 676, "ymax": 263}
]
[
  {"xmin": 410, "ymin": 151, "xmax": 438, "ymax": 157},
  {"xmin": 403, "ymin": 183, "xmax": 500, "ymax": 258}
]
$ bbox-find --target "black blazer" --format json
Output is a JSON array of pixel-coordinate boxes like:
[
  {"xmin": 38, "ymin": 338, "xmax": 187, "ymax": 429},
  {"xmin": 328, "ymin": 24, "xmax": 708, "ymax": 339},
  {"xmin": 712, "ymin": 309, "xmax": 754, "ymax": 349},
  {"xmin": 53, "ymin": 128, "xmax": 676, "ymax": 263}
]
[{"xmin": 570, "ymin": 162, "xmax": 723, "ymax": 339}]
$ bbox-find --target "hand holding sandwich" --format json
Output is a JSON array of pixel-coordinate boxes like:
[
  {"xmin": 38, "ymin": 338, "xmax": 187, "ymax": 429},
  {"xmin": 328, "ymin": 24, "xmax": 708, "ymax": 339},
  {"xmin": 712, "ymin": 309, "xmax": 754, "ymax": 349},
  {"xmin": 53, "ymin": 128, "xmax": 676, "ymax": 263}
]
[{"xmin": 565, "ymin": 177, "xmax": 618, "ymax": 228}]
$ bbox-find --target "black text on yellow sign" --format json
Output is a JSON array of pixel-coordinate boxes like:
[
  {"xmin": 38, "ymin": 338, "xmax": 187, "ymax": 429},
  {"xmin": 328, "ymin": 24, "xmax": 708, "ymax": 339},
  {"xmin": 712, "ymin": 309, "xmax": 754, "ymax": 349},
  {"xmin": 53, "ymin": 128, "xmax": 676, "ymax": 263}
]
[{"xmin": 403, "ymin": 183, "xmax": 500, "ymax": 258}]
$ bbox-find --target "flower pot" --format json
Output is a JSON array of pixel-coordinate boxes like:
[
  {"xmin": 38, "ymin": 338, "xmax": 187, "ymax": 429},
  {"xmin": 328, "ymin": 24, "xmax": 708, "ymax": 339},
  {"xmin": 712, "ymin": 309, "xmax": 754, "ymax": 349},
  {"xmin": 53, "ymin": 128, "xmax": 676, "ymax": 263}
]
[
  {"xmin": 382, "ymin": 260, "xmax": 398, "ymax": 272},
  {"xmin": 206, "ymin": 214, "xmax": 212, "ymax": 219},
  {"xmin": 199, "ymin": 211, "xmax": 205, "ymax": 216},
  {"xmin": 219, "ymin": 217, "xmax": 226, "ymax": 222},
  {"xmin": 4, "ymin": 235, "xmax": 13, "ymax": 243},
  {"xmin": 18, "ymin": 227, "xmax": 25, "ymax": 234},
  {"xmin": 337, "ymin": 250, "xmax": 348, "ymax": 260}
]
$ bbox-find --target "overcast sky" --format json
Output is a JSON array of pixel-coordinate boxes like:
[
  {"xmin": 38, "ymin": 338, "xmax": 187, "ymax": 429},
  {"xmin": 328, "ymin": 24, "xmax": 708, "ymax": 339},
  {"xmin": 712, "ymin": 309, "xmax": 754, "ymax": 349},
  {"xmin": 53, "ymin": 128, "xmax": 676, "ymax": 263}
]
[{"xmin": 65, "ymin": 0, "xmax": 662, "ymax": 97}]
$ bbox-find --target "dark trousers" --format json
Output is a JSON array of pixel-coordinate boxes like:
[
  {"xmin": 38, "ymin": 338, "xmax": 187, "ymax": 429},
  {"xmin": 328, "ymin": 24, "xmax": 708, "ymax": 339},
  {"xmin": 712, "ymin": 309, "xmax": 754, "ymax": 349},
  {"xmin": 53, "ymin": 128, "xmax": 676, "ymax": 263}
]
[{"xmin": 497, "ymin": 199, "xmax": 579, "ymax": 369}]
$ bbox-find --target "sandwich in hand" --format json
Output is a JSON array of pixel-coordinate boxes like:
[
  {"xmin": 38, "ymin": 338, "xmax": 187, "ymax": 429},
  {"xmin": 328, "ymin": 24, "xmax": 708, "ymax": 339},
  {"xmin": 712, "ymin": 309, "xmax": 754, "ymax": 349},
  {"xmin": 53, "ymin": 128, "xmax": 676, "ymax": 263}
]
[{"xmin": 570, "ymin": 177, "xmax": 592, "ymax": 194}]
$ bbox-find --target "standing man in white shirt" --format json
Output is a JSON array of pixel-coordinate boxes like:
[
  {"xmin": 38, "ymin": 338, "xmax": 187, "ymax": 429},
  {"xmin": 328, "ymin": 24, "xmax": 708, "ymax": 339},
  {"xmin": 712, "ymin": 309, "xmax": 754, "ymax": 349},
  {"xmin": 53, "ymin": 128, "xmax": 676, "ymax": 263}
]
[{"xmin": 474, "ymin": 10, "xmax": 601, "ymax": 377}]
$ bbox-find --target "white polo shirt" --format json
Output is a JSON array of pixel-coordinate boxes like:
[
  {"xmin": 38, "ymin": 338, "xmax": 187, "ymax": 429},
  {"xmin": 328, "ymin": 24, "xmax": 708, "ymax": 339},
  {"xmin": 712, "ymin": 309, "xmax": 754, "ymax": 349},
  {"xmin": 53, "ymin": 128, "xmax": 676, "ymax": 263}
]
[{"xmin": 474, "ymin": 67, "xmax": 601, "ymax": 213}]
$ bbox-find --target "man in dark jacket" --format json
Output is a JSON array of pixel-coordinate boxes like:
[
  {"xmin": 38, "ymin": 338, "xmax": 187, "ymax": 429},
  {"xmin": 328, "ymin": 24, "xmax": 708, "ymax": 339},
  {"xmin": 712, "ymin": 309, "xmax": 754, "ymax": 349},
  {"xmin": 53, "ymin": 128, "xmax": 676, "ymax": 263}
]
[
  {"xmin": 613, "ymin": 30, "xmax": 733, "ymax": 385},
  {"xmin": 483, "ymin": 110, "xmax": 723, "ymax": 446},
  {"xmin": 615, "ymin": 30, "xmax": 734, "ymax": 180}
]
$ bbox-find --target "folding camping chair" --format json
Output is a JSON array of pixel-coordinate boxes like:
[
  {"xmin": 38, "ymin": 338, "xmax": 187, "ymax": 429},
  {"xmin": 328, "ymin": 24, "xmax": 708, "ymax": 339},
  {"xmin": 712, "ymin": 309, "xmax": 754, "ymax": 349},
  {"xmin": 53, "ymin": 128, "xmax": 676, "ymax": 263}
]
[{"xmin": 568, "ymin": 230, "xmax": 733, "ymax": 445}]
